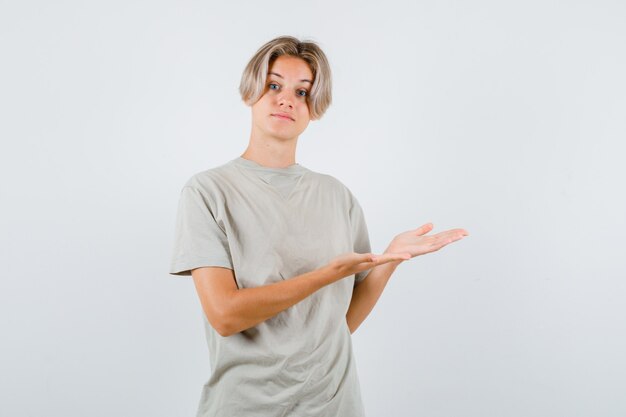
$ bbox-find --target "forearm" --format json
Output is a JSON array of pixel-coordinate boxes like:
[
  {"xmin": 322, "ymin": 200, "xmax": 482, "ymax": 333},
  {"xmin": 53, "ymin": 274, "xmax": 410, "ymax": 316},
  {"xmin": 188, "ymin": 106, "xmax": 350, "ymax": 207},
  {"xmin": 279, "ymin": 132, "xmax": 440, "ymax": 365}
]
[
  {"xmin": 346, "ymin": 260, "xmax": 401, "ymax": 334},
  {"xmin": 223, "ymin": 265, "xmax": 342, "ymax": 336}
]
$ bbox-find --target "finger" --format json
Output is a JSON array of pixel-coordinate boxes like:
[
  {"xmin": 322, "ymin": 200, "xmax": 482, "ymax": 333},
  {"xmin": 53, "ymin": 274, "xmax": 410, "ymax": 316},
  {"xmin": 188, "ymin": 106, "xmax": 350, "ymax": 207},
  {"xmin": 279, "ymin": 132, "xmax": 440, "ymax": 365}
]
[
  {"xmin": 447, "ymin": 228, "xmax": 469, "ymax": 237},
  {"xmin": 430, "ymin": 231, "xmax": 467, "ymax": 250},
  {"xmin": 360, "ymin": 253, "xmax": 376, "ymax": 263},
  {"xmin": 372, "ymin": 252, "xmax": 411, "ymax": 263},
  {"xmin": 382, "ymin": 252, "xmax": 411, "ymax": 261},
  {"xmin": 414, "ymin": 222, "xmax": 434, "ymax": 236},
  {"xmin": 434, "ymin": 229, "xmax": 468, "ymax": 242},
  {"xmin": 450, "ymin": 229, "xmax": 469, "ymax": 240},
  {"xmin": 451, "ymin": 228, "xmax": 469, "ymax": 237}
]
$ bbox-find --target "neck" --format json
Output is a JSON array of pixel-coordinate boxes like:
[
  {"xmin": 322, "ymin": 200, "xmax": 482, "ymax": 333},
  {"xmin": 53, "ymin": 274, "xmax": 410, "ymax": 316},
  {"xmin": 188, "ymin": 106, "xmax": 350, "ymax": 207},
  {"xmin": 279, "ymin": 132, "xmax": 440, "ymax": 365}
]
[{"xmin": 242, "ymin": 130, "xmax": 298, "ymax": 168}]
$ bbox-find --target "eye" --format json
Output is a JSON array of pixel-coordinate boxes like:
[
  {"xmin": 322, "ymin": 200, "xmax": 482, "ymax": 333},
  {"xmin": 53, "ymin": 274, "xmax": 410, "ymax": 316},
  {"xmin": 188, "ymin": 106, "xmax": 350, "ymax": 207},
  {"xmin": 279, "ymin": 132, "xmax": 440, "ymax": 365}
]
[
  {"xmin": 297, "ymin": 89, "xmax": 308, "ymax": 97},
  {"xmin": 268, "ymin": 83, "xmax": 279, "ymax": 90}
]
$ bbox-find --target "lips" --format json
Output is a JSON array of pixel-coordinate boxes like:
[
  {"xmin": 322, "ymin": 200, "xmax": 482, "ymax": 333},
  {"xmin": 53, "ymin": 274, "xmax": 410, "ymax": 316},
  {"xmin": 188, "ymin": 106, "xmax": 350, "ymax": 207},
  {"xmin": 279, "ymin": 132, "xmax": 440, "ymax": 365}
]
[{"xmin": 271, "ymin": 113, "xmax": 295, "ymax": 121}]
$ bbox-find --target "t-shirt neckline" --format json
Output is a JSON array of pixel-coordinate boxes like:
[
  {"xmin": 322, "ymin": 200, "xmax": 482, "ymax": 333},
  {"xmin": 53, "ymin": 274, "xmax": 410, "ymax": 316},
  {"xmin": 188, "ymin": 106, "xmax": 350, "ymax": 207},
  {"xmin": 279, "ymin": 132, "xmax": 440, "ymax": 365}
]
[{"xmin": 232, "ymin": 156, "xmax": 308, "ymax": 175}]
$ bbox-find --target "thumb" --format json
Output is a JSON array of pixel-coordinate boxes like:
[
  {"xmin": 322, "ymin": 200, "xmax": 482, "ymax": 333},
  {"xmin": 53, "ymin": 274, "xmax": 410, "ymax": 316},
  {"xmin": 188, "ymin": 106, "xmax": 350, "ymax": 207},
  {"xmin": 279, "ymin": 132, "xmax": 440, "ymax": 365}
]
[
  {"xmin": 360, "ymin": 253, "xmax": 376, "ymax": 263},
  {"xmin": 415, "ymin": 222, "xmax": 434, "ymax": 235}
]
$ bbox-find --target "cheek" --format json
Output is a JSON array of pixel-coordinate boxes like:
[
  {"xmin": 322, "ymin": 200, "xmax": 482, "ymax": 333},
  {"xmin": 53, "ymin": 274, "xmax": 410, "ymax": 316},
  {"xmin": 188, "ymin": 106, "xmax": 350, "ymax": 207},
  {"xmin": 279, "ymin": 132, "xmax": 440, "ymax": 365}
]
[
  {"xmin": 252, "ymin": 98, "xmax": 270, "ymax": 115},
  {"xmin": 300, "ymin": 100, "xmax": 311, "ymax": 114}
]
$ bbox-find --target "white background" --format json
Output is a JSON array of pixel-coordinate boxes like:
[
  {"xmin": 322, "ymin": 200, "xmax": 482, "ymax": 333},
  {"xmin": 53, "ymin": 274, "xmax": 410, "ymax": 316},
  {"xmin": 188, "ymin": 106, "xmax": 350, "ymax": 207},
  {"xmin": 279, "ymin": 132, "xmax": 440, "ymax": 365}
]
[{"xmin": 1, "ymin": 1, "xmax": 625, "ymax": 416}]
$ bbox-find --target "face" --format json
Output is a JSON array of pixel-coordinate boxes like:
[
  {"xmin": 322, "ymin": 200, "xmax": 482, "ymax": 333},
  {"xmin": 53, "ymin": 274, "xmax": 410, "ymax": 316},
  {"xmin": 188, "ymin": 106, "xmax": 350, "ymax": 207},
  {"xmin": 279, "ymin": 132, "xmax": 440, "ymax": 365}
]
[{"xmin": 250, "ymin": 55, "xmax": 314, "ymax": 142}]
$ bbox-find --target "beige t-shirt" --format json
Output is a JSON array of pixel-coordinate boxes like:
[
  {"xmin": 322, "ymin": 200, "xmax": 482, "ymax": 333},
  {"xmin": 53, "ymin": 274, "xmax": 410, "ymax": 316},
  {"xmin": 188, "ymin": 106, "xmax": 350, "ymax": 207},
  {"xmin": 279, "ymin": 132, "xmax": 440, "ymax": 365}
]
[{"xmin": 169, "ymin": 156, "xmax": 372, "ymax": 417}]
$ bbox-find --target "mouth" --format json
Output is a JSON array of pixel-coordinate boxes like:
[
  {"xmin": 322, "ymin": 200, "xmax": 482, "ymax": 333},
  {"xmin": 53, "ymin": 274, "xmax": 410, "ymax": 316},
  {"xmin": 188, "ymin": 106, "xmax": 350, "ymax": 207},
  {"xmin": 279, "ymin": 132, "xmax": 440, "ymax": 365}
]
[{"xmin": 271, "ymin": 114, "xmax": 295, "ymax": 121}]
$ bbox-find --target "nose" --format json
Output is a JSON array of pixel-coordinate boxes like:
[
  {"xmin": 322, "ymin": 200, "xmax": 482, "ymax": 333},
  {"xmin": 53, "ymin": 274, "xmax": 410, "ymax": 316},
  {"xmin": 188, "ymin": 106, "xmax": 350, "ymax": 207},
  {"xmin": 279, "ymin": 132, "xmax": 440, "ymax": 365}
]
[{"xmin": 277, "ymin": 92, "xmax": 294, "ymax": 109}]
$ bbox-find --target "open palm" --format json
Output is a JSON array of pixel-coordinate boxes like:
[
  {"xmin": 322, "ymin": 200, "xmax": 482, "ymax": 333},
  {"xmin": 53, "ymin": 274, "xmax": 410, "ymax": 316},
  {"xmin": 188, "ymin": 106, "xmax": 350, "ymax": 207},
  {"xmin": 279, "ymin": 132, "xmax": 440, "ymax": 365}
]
[{"xmin": 385, "ymin": 223, "xmax": 469, "ymax": 259}]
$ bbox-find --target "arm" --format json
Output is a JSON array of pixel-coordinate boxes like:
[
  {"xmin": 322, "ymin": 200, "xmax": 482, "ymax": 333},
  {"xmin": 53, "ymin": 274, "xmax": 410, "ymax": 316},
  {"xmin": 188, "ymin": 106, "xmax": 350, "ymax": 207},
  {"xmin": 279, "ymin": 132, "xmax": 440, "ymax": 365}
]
[
  {"xmin": 192, "ymin": 252, "xmax": 408, "ymax": 337},
  {"xmin": 346, "ymin": 223, "xmax": 470, "ymax": 334},
  {"xmin": 346, "ymin": 260, "xmax": 401, "ymax": 334}
]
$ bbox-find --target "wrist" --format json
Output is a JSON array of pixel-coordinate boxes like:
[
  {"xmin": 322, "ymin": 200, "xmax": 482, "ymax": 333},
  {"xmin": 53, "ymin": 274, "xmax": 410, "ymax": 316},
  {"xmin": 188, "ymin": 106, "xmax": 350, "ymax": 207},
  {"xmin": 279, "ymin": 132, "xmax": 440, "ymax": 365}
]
[
  {"xmin": 384, "ymin": 247, "xmax": 405, "ymax": 269},
  {"xmin": 387, "ymin": 260, "xmax": 403, "ymax": 269},
  {"xmin": 318, "ymin": 262, "xmax": 344, "ymax": 283}
]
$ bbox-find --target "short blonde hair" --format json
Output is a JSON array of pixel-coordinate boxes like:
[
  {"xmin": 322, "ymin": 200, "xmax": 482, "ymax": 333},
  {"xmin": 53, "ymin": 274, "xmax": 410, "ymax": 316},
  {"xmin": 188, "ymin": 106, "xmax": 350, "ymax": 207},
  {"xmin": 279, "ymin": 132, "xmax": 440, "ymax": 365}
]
[{"xmin": 239, "ymin": 35, "xmax": 332, "ymax": 121}]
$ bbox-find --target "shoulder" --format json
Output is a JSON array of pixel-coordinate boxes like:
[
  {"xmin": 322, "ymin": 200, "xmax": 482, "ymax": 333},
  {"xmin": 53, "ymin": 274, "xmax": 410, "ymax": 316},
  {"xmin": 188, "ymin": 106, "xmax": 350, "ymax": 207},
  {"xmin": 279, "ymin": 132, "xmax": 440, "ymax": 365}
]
[{"xmin": 180, "ymin": 160, "xmax": 239, "ymax": 194}]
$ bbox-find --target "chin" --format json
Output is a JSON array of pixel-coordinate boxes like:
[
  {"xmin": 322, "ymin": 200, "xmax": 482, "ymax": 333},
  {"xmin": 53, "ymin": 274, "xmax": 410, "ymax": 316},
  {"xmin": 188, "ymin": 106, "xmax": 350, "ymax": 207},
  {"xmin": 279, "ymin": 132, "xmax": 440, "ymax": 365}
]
[
  {"xmin": 274, "ymin": 133, "xmax": 299, "ymax": 141},
  {"xmin": 268, "ymin": 126, "xmax": 301, "ymax": 138}
]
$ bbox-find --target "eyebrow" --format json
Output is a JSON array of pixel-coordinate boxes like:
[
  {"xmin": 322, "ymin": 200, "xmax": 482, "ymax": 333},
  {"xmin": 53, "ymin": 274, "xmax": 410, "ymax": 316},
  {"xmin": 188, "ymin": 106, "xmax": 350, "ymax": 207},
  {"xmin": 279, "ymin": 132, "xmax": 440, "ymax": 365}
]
[{"xmin": 268, "ymin": 72, "xmax": 312, "ymax": 85}]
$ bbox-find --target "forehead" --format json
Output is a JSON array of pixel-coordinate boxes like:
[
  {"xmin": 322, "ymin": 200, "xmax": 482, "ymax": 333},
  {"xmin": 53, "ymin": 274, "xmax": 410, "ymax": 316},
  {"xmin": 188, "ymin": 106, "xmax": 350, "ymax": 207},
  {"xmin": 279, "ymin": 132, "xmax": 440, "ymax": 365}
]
[{"xmin": 267, "ymin": 55, "xmax": 313, "ymax": 81}]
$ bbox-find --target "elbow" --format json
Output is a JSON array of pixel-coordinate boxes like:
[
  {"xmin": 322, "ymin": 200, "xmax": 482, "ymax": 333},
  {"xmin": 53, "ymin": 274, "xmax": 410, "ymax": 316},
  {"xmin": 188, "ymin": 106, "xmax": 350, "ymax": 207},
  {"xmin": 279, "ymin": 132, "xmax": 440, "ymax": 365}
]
[
  {"xmin": 214, "ymin": 315, "xmax": 255, "ymax": 338},
  {"xmin": 212, "ymin": 319, "xmax": 236, "ymax": 338},
  {"xmin": 214, "ymin": 323, "xmax": 235, "ymax": 337},
  {"xmin": 212, "ymin": 312, "xmax": 238, "ymax": 337},
  {"xmin": 209, "ymin": 313, "xmax": 228, "ymax": 337},
  {"xmin": 206, "ymin": 304, "xmax": 238, "ymax": 337},
  {"xmin": 204, "ymin": 295, "xmax": 254, "ymax": 337},
  {"xmin": 214, "ymin": 305, "xmax": 249, "ymax": 337}
]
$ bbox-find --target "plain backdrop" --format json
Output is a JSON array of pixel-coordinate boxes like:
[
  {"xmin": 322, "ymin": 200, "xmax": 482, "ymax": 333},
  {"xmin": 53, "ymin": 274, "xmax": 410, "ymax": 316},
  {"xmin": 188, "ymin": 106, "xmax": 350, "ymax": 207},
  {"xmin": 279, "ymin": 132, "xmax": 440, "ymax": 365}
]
[{"xmin": 1, "ymin": 1, "xmax": 625, "ymax": 416}]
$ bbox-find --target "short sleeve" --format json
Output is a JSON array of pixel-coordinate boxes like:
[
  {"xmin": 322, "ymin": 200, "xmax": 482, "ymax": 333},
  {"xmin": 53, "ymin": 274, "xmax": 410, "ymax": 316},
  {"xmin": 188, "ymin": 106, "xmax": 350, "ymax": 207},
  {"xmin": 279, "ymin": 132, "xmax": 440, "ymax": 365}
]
[
  {"xmin": 169, "ymin": 185, "xmax": 233, "ymax": 276},
  {"xmin": 349, "ymin": 193, "xmax": 372, "ymax": 284}
]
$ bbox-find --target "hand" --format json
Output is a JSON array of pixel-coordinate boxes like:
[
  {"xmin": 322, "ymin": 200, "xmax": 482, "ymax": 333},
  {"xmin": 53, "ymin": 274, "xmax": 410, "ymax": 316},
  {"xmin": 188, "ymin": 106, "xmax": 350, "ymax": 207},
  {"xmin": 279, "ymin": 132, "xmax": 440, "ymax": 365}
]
[
  {"xmin": 328, "ymin": 252, "xmax": 411, "ymax": 279},
  {"xmin": 385, "ymin": 223, "xmax": 469, "ymax": 261}
]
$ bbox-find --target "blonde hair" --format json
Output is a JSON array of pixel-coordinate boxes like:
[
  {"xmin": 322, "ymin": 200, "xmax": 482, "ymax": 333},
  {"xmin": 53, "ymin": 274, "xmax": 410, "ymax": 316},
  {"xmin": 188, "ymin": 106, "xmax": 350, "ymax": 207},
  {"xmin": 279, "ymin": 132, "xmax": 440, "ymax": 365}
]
[{"xmin": 239, "ymin": 35, "xmax": 332, "ymax": 121}]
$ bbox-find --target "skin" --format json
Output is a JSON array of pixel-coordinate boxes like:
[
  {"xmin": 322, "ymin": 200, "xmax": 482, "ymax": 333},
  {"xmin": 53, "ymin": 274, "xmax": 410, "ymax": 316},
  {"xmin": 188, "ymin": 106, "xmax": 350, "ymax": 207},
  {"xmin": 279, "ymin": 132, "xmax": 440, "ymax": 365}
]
[
  {"xmin": 192, "ymin": 54, "xmax": 469, "ymax": 337},
  {"xmin": 241, "ymin": 54, "xmax": 312, "ymax": 167}
]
